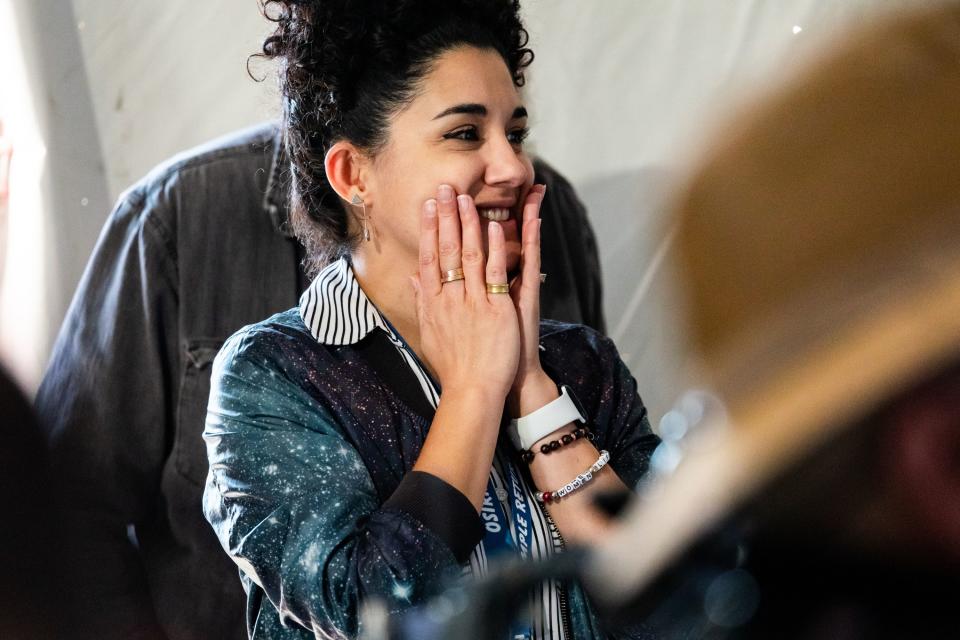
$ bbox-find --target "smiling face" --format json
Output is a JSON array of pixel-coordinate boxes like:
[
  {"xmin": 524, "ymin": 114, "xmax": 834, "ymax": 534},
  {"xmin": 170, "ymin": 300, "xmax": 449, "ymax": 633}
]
[{"xmin": 360, "ymin": 46, "xmax": 534, "ymax": 273}]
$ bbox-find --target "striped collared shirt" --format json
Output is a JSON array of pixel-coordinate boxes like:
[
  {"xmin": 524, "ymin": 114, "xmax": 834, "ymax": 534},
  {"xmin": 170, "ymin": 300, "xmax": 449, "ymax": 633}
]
[{"xmin": 299, "ymin": 257, "xmax": 566, "ymax": 640}]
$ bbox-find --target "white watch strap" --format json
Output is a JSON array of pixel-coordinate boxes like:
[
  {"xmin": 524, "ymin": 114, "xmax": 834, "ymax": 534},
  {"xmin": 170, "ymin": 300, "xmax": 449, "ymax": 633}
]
[{"xmin": 508, "ymin": 386, "xmax": 585, "ymax": 451}]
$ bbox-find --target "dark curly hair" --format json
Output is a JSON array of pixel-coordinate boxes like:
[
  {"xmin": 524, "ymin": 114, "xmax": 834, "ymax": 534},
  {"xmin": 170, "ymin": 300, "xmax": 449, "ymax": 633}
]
[{"xmin": 257, "ymin": 0, "xmax": 534, "ymax": 275}]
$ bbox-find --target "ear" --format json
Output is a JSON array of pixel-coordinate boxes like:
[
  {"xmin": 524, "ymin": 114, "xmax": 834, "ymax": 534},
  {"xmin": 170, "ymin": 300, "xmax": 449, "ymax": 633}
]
[{"xmin": 324, "ymin": 140, "xmax": 367, "ymax": 203}]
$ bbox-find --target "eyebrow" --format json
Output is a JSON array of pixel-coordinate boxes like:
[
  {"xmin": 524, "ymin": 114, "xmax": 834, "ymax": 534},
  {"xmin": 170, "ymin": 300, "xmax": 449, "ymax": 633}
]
[{"xmin": 432, "ymin": 103, "xmax": 528, "ymax": 120}]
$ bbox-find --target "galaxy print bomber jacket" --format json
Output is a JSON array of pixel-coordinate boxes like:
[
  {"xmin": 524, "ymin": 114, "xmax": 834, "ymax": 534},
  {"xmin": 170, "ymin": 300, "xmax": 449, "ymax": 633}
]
[{"xmin": 202, "ymin": 307, "xmax": 659, "ymax": 639}]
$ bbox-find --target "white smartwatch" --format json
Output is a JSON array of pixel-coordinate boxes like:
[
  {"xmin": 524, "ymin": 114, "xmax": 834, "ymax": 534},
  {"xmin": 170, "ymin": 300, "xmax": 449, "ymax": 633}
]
[{"xmin": 508, "ymin": 385, "xmax": 586, "ymax": 451}]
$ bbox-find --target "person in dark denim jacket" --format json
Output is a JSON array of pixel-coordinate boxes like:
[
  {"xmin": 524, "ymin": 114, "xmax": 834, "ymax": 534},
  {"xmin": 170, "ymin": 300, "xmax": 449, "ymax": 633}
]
[{"xmin": 34, "ymin": 120, "xmax": 606, "ymax": 640}]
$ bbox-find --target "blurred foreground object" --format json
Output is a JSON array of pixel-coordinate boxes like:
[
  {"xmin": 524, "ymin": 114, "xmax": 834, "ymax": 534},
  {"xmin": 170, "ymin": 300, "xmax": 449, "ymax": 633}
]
[
  {"xmin": 588, "ymin": 2, "xmax": 960, "ymax": 638},
  {"xmin": 0, "ymin": 362, "xmax": 62, "ymax": 639}
]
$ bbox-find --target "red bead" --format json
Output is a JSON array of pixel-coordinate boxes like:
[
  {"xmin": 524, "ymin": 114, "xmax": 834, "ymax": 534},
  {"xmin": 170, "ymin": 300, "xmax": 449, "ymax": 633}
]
[{"xmin": 542, "ymin": 492, "xmax": 552, "ymax": 503}]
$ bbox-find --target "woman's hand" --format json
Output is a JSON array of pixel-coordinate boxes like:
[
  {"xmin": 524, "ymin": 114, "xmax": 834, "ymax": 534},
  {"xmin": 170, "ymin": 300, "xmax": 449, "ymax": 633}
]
[
  {"xmin": 412, "ymin": 184, "xmax": 521, "ymax": 401},
  {"xmin": 507, "ymin": 184, "xmax": 560, "ymax": 417}
]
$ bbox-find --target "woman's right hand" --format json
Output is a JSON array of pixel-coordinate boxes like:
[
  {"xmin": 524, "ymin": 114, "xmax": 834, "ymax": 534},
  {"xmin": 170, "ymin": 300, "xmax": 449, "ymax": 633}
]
[{"xmin": 411, "ymin": 184, "xmax": 521, "ymax": 402}]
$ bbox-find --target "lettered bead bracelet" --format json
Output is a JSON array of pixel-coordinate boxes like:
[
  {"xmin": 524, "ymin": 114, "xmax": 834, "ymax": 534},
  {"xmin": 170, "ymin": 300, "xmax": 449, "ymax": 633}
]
[{"xmin": 535, "ymin": 450, "xmax": 611, "ymax": 504}]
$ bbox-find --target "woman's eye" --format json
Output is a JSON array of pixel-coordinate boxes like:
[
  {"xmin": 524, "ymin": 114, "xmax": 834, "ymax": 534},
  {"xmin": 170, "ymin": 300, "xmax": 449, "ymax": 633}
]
[
  {"xmin": 508, "ymin": 127, "xmax": 530, "ymax": 146},
  {"xmin": 444, "ymin": 127, "xmax": 480, "ymax": 142},
  {"xmin": 442, "ymin": 126, "xmax": 529, "ymax": 146}
]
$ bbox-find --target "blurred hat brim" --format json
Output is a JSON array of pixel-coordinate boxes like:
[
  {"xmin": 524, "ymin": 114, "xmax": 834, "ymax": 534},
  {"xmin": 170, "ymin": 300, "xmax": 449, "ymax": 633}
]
[{"xmin": 588, "ymin": 1, "xmax": 960, "ymax": 604}]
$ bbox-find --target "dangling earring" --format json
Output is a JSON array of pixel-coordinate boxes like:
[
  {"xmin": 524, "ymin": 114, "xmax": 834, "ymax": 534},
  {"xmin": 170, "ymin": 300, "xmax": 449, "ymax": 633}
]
[{"xmin": 351, "ymin": 193, "xmax": 370, "ymax": 242}]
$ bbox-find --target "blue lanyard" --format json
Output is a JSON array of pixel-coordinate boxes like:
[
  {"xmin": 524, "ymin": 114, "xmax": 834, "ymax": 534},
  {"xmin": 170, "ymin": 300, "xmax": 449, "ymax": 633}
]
[
  {"xmin": 480, "ymin": 451, "xmax": 532, "ymax": 559},
  {"xmin": 504, "ymin": 455, "xmax": 532, "ymax": 560},
  {"xmin": 479, "ymin": 451, "xmax": 535, "ymax": 639}
]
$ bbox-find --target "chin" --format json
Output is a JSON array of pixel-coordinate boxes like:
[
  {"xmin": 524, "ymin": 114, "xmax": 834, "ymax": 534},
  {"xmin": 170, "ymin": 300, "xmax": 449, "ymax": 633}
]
[{"xmin": 504, "ymin": 240, "xmax": 522, "ymax": 275}]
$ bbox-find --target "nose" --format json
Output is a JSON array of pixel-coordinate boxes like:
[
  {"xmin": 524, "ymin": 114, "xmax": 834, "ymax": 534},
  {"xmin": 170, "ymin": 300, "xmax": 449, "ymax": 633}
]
[{"xmin": 483, "ymin": 134, "xmax": 529, "ymax": 188}]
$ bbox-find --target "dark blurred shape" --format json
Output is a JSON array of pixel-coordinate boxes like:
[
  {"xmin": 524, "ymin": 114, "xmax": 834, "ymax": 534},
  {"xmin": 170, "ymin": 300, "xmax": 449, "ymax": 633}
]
[
  {"xmin": 592, "ymin": 488, "xmax": 633, "ymax": 519},
  {"xmin": 735, "ymin": 361, "xmax": 960, "ymax": 639},
  {"xmin": 362, "ymin": 549, "xmax": 592, "ymax": 640},
  {"xmin": 0, "ymin": 364, "xmax": 62, "ymax": 640}
]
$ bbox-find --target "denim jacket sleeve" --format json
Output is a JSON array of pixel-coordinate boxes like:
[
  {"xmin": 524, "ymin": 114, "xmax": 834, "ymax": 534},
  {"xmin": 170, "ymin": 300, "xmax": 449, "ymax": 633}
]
[
  {"xmin": 203, "ymin": 329, "xmax": 472, "ymax": 638},
  {"xmin": 34, "ymin": 188, "xmax": 176, "ymax": 639}
]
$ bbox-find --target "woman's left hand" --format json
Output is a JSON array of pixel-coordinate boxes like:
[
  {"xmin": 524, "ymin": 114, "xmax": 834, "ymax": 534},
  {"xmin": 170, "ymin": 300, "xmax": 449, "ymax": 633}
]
[{"xmin": 507, "ymin": 184, "xmax": 560, "ymax": 417}]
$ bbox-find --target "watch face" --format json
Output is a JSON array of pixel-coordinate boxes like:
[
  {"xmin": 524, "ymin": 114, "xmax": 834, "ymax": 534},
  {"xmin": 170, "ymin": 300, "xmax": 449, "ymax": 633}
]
[{"xmin": 562, "ymin": 385, "xmax": 586, "ymax": 422}]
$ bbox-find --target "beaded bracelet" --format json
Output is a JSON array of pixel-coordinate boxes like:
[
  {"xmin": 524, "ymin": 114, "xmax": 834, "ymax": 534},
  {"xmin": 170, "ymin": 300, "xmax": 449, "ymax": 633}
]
[
  {"xmin": 520, "ymin": 426, "xmax": 594, "ymax": 464},
  {"xmin": 535, "ymin": 450, "xmax": 611, "ymax": 504}
]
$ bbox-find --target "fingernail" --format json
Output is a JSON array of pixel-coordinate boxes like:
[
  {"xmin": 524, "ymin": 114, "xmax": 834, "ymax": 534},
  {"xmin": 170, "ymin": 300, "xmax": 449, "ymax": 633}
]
[
  {"xmin": 438, "ymin": 185, "xmax": 454, "ymax": 201},
  {"xmin": 424, "ymin": 199, "xmax": 437, "ymax": 216},
  {"xmin": 457, "ymin": 194, "xmax": 471, "ymax": 209}
]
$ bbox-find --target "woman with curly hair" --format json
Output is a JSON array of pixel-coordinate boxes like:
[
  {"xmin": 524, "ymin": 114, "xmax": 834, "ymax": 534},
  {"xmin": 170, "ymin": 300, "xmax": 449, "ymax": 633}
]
[{"xmin": 202, "ymin": 1, "xmax": 659, "ymax": 637}]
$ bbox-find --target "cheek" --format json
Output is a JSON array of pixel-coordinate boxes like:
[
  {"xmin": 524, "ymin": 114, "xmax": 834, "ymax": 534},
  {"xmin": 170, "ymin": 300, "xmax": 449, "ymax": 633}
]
[
  {"xmin": 522, "ymin": 156, "xmax": 535, "ymax": 188},
  {"xmin": 450, "ymin": 158, "xmax": 492, "ymax": 196},
  {"xmin": 397, "ymin": 155, "xmax": 483, "ymax": 214},
  {"xmin": 371, "ymin": 152, "xmax": 430, "ymax": 235}
]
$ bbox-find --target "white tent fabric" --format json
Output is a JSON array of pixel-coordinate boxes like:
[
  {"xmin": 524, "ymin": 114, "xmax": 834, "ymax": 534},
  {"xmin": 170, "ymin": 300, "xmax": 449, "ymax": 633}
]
[{"xmin": 3, "ymin": 0, "xmax": 940, "ymax": 407}]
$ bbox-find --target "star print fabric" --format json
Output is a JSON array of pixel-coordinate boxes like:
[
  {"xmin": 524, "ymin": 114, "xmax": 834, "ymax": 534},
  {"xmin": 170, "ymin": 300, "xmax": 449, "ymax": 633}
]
[{"xmin": 203, "ymin": 314, "xmax": 474, "ymax": 639}]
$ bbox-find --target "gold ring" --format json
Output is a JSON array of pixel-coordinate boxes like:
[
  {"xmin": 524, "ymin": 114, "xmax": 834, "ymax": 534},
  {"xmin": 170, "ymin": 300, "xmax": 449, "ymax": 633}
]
[
  {"xmin": 539, "ymin": 272, "xmax": 547, "ymax": 283},
  {"xmin": 441, "ymin": 268, "xmax": 465, "ymax": 284},
  {"xmin": 486, "ymin": 282, "xmax": 510, "ymax": 294}
]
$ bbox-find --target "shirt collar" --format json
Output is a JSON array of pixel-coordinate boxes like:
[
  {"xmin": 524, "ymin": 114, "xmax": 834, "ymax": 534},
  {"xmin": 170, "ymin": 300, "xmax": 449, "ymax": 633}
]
[{"xmin": 298, "ymin": 257, "xmax": 389, "ymax": 345}]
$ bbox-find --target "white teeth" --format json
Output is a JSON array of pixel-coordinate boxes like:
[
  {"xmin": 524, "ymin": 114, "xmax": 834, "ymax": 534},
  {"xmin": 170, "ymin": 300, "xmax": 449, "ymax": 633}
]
[{"xmin": 479, "ymin": 207, "xmax": 510, "ymax": 221}]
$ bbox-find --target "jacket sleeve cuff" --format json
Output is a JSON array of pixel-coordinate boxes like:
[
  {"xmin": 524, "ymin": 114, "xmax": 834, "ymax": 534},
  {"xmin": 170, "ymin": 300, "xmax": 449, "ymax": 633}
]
[{"xmin": 383, "ymin": 470, "xmax": 483, "ymax": 563}]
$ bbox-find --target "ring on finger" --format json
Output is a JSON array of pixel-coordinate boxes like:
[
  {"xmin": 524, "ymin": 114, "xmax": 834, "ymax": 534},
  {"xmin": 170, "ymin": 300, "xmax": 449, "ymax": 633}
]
[
  {"xmin": 486, "ymin": 282, "xmax": 510, "ymax": 294},
  {"xmin": 441, "ymin": 268, "xmax": 465, "ymax": 284},
  {"xmin": 539, "ymin": 273, "xmax": 547, "ymax": 283}
]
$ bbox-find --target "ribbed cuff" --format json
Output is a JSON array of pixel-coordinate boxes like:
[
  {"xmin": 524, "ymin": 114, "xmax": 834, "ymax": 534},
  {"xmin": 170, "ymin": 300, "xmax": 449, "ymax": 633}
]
[{"xmin": 383, "ymin": 471, "xmax": 484, "ymax": 563}]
